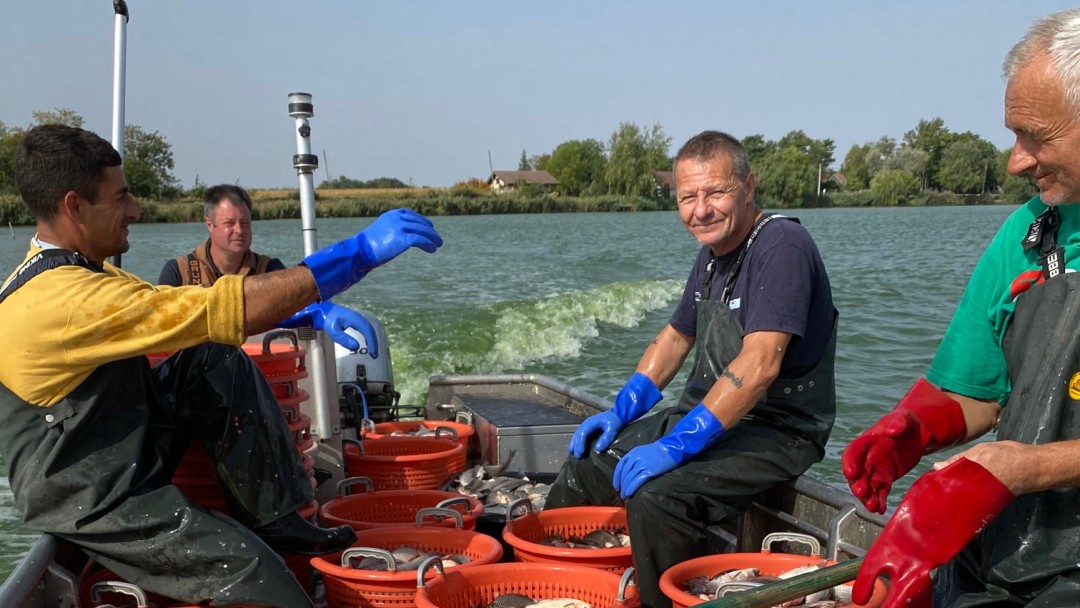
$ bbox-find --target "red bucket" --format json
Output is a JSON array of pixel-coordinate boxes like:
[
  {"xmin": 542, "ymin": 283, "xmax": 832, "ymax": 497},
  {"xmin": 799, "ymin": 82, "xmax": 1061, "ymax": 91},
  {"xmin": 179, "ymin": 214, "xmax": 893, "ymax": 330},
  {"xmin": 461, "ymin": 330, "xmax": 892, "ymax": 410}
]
[
  {"xmin": 343, "ymin": 437, "xmax": 466, "ymax": 491},
  {"xmin": 320, "ymin": 477, "xmax": 484, "ymax": 531},
  {"xmin": 311, "ymin": 525, "xmax": 504, "ymax": 608},
  {"xmin": 416, "ymin": 563, "xmax": 639, "ymax": 608},
  {"xmin": 503, "ymin": 501, "xmax": 632, "ymax": 573},
  {"xmin": 658, "ymin": 533, "xmax": 886, "ymax": 608}
]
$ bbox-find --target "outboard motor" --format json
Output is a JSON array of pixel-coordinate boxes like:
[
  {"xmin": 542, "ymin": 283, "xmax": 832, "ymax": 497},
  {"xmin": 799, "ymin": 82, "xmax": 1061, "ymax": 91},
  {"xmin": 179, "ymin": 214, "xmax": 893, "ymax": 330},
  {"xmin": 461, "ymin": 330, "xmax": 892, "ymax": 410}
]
[{"xmin": 333, "ymin": 309, "xmax": 404, "ymax": 433}]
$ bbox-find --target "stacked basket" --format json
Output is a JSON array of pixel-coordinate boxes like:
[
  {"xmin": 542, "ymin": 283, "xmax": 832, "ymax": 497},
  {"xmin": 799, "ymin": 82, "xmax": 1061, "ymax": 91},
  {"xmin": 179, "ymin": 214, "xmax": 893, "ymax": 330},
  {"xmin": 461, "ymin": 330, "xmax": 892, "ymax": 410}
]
[
  {"xmin": 502, "ymin": 500, "xmax": 634, "ymax": 573},
  {"xmin": 310, "ymin": 522, "xmax": 505, "ymax": 608}
]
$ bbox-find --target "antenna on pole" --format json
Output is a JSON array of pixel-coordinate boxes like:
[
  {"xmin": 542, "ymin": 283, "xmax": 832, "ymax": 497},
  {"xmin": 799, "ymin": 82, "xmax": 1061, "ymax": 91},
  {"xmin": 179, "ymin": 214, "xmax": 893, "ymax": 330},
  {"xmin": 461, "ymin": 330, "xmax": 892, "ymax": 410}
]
[
  {"xmin": 109, "ymin": 0, "xmax": 129, "ymax": 268},
  {"xmin": 487, "ymin": 150, "xmax": 493, "ymax": 175}
]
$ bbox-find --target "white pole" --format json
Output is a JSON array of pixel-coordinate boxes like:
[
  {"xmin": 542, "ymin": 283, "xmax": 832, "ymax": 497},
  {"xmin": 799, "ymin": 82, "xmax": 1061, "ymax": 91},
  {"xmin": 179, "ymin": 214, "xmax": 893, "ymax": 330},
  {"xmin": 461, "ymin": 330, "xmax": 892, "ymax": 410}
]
[
  {"xmin": 109, "ymin": 1, "xmax": 128, "ymax": 268},
  {"xmin": 111, "ymin": 1, "xmax": 128, "ymax": 159}
]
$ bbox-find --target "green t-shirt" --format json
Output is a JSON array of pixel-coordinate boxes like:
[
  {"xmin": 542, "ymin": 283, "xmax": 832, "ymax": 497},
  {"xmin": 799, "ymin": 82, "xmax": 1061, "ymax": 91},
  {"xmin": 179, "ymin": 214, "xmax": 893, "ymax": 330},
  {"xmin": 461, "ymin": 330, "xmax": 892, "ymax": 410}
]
[{"xmin": 927, "ymin": 197, "xmax": 1080, "ymax": 404}]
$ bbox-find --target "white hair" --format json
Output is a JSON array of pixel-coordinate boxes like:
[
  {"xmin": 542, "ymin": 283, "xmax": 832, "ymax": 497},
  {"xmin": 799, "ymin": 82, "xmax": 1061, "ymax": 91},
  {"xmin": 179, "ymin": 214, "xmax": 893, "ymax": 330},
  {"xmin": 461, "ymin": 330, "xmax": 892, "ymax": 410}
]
[{"xmin": 1004, "ymin": 9, "xmax": 1080, "ymax": 115}]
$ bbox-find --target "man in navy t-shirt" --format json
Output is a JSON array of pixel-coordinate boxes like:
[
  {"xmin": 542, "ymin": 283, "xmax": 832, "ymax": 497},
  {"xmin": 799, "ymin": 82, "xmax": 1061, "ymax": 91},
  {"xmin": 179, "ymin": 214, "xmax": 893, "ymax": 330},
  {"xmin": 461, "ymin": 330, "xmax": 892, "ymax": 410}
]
[{"xmin": 547, "ymin": 130, "xmax": 838, "ymax": 608}]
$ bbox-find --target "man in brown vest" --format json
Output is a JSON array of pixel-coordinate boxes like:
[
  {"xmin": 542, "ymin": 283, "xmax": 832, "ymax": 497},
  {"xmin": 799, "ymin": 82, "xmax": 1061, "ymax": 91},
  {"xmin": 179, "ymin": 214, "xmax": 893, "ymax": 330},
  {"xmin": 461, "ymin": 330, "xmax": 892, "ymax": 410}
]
[
  {"xmin": 159, "ymin": 182, "xmax": 378, "ymax": 354},
  {"xmin": 159, "ymin": 184, "xmax": 284, "ymax": 286}
]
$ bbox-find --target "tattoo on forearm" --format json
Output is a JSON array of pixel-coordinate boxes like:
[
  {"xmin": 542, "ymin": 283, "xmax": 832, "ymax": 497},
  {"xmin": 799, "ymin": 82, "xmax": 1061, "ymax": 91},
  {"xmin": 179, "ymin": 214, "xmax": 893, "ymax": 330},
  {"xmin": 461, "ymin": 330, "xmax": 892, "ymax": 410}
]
[{"xmin": 722, "ymin": 369, "xmax": 743, "ymax": 388}]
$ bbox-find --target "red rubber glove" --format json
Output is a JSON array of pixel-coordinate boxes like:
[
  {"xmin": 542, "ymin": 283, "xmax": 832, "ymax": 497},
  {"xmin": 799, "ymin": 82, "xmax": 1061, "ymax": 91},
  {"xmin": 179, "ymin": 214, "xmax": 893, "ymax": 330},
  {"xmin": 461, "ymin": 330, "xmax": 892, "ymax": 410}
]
[
  {"xmin": 852, "ymin": 457, "xmax": 1014, "ymax": 608},
  {"xmin": 842, "ymin": 378, "xmax": 967, "ymax": 513}
]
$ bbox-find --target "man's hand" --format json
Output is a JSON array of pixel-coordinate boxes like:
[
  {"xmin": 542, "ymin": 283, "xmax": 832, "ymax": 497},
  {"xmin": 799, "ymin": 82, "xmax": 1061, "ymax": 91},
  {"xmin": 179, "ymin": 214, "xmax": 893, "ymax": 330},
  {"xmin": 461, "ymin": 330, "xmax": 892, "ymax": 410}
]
[
  {"xmin": 303, "ymin": 208, "xmax": 442, "ymax": 301},
  {"xmin": 842, "ymin": 379, "xmax": 967, "ymax": 514},
  {"xmin": 852, "ymin": 458, "xmax": 1013, "ymax": 608},
  {"xmin": 278, "ymin": 302, "xmax": 378, "ymax": 355},
  {"xmin": 567, "ymin": 373, "xmax": 662, "ymax": 459},
  {"xmin": 612, "ymin": 403, "xmax": 724, "ymax": 500}
]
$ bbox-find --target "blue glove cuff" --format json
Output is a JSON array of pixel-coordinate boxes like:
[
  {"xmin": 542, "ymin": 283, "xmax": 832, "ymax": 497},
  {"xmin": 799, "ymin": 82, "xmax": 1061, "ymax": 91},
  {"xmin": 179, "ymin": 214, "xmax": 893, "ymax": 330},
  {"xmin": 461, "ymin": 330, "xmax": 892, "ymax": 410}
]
[
  {"xmin": 301, "ymin": 238, "xmax": 372, "ymax": 302},
  {"xmin": 613, "ymin": 373, "xmax": 663, "ymax": 423},
  {"xmin": 659, "ymin": 403, "xmax": 725, "ymax": 466}
]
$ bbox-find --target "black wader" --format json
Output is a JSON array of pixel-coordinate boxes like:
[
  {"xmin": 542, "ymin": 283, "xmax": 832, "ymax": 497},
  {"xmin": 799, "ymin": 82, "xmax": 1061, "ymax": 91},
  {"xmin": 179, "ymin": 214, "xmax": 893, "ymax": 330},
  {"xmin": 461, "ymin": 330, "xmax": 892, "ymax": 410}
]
[
  {"xmin": 0, "ymin": 252, "xmax": 315, "ymax": 607},
  {"xmin": 934, "ymin": 270, "xmax": 1080, "ymax": 607},
  {"xmin": 547, "ymin": 217, "xmax": 836, "ymax": 608}
]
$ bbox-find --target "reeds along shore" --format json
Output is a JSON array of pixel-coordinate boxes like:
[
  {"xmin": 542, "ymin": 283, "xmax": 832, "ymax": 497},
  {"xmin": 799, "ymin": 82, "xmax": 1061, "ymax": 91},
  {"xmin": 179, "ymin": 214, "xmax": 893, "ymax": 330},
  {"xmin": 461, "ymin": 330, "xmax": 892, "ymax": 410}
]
[{"xmin": 0, "ymin": 188, "xmax": 1011, "ymax": 226}]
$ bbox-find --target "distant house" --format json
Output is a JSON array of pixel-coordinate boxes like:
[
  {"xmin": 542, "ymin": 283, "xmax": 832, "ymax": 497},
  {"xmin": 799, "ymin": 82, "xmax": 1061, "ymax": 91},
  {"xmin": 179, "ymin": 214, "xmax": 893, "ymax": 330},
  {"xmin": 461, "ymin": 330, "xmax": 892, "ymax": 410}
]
[
  {"xmin": 653, "ymin": 170, "xmax": 676, "ymax": 198},
  {"xmin": 488, "ymin": 170, "xmax": 559, "ymax": 194}
]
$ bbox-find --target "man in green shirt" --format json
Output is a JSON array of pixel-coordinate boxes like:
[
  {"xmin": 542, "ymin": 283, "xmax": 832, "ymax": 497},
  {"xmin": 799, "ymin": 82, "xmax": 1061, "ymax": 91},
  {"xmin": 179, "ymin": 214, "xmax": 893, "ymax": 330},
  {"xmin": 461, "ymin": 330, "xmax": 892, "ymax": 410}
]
[{"xmin": 843, "ymin": 9, "xmax": 1080, "ymax": 607}]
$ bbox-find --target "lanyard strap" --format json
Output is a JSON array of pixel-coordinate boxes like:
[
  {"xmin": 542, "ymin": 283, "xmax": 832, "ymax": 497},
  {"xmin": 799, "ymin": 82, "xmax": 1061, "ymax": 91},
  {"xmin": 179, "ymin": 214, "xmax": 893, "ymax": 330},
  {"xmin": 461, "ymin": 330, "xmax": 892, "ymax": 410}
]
[
  {"xmin": 715, "ymin": 213, "xmax": 782, "ymax": 304},
  {"xmin": 0, "ymin": 249, "xmax": 102, "ymax": 305},
  {"xmin": 1022, "ymin": 206, "xmax": 1064, "ymax": 280}
]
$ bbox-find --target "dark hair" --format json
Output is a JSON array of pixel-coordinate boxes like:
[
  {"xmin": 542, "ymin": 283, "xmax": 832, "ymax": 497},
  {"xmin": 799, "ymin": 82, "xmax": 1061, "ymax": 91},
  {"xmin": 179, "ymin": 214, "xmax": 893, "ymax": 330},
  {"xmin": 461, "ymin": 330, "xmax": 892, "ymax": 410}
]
[
  {"xmin": 674, "ymin": 130, "xmax": 752, "ymax": 180},
  {"xmin": 15, "ymin": 125, "xmax": 123, "ymax": 222},
  {"xmin": 203, "ymin": 184, "xmax": 254, "ymax": 220}
]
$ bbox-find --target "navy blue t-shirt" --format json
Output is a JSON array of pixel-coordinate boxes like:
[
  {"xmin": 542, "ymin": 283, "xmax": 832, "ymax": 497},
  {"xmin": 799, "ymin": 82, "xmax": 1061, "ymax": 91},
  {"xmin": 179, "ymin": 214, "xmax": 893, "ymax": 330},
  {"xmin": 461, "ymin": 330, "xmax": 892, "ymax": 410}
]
[{"xmin": 669, "ymin": 216, "xmax": 836, "ymax": 378}]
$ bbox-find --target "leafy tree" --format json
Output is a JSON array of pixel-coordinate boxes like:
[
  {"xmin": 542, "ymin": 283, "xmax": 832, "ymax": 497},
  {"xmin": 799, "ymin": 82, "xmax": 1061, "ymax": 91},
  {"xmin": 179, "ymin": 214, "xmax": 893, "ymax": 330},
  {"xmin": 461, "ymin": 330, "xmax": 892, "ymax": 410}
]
[
  {"xmin": 936, "ymin": 132, "xmax": 999, "ymax": 194},
  {"xmin": 741, "ymin": 134, "xmax": 777, "ymax": 170},
  {"xmin": 777, "ymin": 130, "xmax": 835, "ymax": 169},
  {"xmin": 32, "ymin": 108, "xmax": 85, "ymax": 128},
  {"xmin": 756, "ymin": 145, "xmax": 817, "ymax": 207},
  {"xmin": 605, "ymin": 122, "xmax": 671, "ymax": 197},
  {"xmin": 864, "ymin": 136, "xmax": 897, "ymax": 180},
  {"xmin": 0, "ymin": 122, "xmax": 25, "ymax": 194},
  {"xmin": 320, "ymin": 175, "xmax": 409, "ymax": 189},
  {"xmin": 884, "ymin": 147, "xmax": 929, "ymax": 185},
  {"xmin": 545, "ymin": 139, "xmax": 607, "ymax": 196},
  {"xmin": 903, "ymin": 117, "xmax": 950, "ymax": 189},
  {"xmin": 841, "ymin": 144, "xmax": 870, "ymax": 191},
  {"xmin": 871, "ymin": 168, "xmax": 919, "ymax": 205},
  {"xmin": 529, "ymin": 153, "xmax": 550, "ymax": 171},
  {"xmin": 518, "ymin": 149, "xmax": 530, "ymax": 171},
  {"xmin": 123, "ymin": 124, "xmax": 180, "ymax": 199}
]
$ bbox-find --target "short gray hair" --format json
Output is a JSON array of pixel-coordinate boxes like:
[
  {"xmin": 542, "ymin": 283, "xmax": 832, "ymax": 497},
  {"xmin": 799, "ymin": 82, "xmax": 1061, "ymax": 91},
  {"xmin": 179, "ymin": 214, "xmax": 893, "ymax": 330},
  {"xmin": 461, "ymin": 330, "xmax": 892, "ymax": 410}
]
[
  {"xmin": 1003, "ymin": 9, "xmax": 1080, "ymax": 115},
  {"xmin": 674, "ymin": 130, "xmax": 751, "ymax": 180}
]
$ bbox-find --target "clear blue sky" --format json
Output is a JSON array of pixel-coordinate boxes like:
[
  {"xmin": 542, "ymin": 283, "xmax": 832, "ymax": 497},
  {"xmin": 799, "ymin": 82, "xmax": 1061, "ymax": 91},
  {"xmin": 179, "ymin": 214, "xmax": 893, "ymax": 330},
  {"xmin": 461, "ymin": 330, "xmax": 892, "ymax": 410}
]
[{"xmin": 2, "ymin": 1, "xmax": 1074, "ymax": 189}]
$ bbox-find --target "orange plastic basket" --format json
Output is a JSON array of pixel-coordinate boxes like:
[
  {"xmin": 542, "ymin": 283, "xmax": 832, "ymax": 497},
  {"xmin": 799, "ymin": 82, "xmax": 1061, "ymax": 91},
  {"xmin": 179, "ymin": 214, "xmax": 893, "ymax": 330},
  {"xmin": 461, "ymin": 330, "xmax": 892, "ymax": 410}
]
[
  {"xmin": 343, "ymin": 437, "xmax": 466, "ymax": 491},
  {"xmin": 321, "ymin": 478, "xmax": 484, "ymax": 530},
  {"xmin": 242, "ymin": 330, "xmax": 306, "ymax": 377},
  {"xmin": 658, "ymin": 533, "xmax": 886, "ymax": 608},
  {"xmin": 310, "ymin": 525, "xmax": 504, "ymax": 608},
  {"xmin": 415, "ymin": 562, "xmax": 639, "ymax": 608},
  {"xmin": 502, "ymin": 502, "xmax": 633, "ymax": 573},
  {"xmin": 362, "ymin": 419, "xmax": 474, "ymax": 449}
]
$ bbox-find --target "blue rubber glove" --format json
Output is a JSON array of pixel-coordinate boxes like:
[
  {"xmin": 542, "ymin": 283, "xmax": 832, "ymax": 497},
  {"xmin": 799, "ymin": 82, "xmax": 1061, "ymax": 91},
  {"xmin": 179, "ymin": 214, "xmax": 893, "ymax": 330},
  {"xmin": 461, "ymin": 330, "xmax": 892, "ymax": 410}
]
[
  {"xmin": 568, "ymin": 373, "xmax": 662, "ymax": 459},
  {"xmin": 278, "ymin": 302, "xmax": 379, "ymax": 356},
  {"xmin": 303, "ymin": 208, "xmax": 443, "ymax": 300},
  {"xmin": 612, "ymin": 403, "xmax": 725, "ymax": 500}
]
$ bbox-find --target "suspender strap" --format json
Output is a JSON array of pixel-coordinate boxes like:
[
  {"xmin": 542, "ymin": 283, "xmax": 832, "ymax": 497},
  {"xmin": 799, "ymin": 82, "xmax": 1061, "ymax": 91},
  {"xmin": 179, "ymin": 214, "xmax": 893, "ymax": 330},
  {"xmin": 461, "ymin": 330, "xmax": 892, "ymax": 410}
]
[{"xmin": 0, "ymin": 249, "xmax": 103, "ymax": 305}]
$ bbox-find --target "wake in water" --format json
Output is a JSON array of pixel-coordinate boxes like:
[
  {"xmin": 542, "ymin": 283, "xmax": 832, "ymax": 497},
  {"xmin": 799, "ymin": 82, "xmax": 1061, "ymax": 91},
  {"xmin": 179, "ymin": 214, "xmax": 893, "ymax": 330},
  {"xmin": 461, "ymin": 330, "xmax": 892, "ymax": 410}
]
[{"xmin": 389, "ymin": 279, "xmax": 684, "ymax": 405}]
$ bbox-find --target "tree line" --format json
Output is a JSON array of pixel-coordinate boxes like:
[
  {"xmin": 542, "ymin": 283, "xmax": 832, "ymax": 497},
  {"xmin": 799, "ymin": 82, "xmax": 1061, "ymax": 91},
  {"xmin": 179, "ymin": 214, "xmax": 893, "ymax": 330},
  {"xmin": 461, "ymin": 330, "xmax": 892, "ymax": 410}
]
[{"xmin": 0, "ymin": 109, "xmax": 1036, "ymax": 209}]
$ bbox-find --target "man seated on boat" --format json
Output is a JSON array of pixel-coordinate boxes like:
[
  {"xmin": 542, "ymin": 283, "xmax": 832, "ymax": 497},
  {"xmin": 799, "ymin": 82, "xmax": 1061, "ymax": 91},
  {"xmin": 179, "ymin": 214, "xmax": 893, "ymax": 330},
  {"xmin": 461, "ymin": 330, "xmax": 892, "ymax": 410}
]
[
  {"xmin": 158, "ymin": 181, "xmax": 376, "ymax": 352},
  {"xmin": 547, "ymin": 130, "xmax": 838, "ymax": 608},
  {"xmin": 843, "ymin": 9, "xmax": 1080, "ymax": 607},
  {"xmin": 159, "ymin": 183, "xmax": 286, "ymax": 285},
  {"xmin": 0, "ymin": 125, "xmax": 443, "ymax": 607}
]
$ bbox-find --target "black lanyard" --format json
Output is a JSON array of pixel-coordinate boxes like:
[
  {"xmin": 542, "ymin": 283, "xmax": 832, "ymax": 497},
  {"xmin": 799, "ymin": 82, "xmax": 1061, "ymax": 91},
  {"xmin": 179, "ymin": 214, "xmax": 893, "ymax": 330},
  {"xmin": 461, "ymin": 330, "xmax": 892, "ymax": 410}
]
[
  {"xmin": 1022, "ymin": 206, "xmax": 1064, "ymax": 280},
  {"xmin": 0, "ymin": 249, "xmax": 102, "ymax": 305},
  {"xmin": 699, "ymin": 213, "xmax": 782, "ymax": 304}
]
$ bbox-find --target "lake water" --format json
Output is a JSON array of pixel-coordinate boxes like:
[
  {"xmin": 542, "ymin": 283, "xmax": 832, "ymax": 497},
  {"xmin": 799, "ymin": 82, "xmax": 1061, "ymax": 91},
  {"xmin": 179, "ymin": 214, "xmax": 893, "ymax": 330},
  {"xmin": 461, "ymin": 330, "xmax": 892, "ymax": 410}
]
[{"xmin": 0, "ymin": 205, "xmax": 1016, "ymax": 582}]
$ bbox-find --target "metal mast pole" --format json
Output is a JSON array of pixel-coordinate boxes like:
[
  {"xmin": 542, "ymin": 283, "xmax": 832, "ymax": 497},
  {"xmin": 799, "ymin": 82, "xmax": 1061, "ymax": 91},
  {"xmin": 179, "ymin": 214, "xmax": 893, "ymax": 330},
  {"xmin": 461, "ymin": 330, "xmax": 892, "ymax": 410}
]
[
  {"xmin": 287, "ymin": 93, "xmax": 335, "ymax": 441},
  {"xmin": 109, "ymin": 0, "xmax": 128, "ymax": 267}
]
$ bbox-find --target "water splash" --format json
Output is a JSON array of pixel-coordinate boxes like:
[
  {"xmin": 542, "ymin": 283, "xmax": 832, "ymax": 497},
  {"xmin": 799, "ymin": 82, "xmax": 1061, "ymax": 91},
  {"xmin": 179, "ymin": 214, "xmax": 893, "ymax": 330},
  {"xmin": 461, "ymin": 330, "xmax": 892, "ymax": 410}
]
[{"xmin": 389, "ymin": 279, "xmax": 682, "ymax": 405}]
